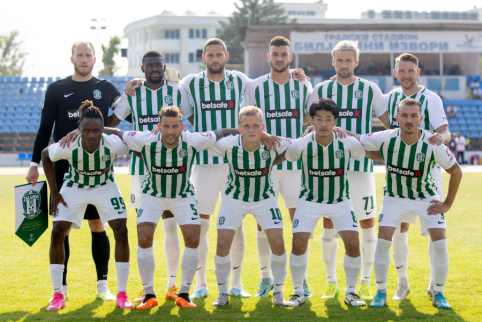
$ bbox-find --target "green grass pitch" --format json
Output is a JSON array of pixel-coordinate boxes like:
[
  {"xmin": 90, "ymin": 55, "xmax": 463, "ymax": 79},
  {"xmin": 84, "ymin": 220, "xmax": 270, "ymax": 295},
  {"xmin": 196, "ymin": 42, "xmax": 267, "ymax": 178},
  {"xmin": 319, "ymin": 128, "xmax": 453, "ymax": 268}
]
[{"xmin": 0, "ymin": 173, "xmax": 481, "ymax": 321}]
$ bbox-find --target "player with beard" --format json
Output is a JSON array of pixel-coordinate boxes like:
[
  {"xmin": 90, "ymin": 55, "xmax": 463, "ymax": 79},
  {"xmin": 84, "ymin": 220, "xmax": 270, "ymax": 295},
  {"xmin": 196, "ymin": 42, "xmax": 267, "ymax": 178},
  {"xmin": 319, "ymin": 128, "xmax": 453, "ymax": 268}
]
[
  {"xmin": 243, "ymin": 36, "xmax": 313, "ymax": 299},
  {"xmin": 26, "ymin": 41, "xmax": 127, "ymax": 302},
  {"xmin": 123, "ymin": 38, "xmax": 308, "ymax": 300},
  {"xmin": 382, "ymin": 53, "xmax": 450, "ymax": 300},
  {"xmin": 306, "ymin": 40, "xmax": 390, "ymax": 301},
  {"xmin": 61, "ymin": 50, "xmax": 192, "ymax": 303}
]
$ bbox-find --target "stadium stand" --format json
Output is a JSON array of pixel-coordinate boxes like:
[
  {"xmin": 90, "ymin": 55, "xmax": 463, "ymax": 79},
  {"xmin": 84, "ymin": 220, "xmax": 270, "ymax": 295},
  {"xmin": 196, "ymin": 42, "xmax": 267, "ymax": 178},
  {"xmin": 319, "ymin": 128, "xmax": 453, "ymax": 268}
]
[{"xmin": 0, "ymin": 76, "xmax": 194, "ymax": 153}]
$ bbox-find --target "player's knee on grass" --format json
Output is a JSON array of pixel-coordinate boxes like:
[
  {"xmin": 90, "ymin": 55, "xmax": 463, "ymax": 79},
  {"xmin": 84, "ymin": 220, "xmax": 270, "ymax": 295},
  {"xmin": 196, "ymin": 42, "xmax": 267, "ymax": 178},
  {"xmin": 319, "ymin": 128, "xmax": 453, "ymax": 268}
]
[
  {"xmin": 400, "ymin": 222, "xmax": 410, "ymax": 233},
  {"xmin": 428, "ymin": 228, "xmax": 446, "ymax": 242},
  {"xmin": 51, "ymin": 222, "xmax": 71, "ymax": 244},
  {"xmin": 216, "ymin": 229, "xmax": 236, "ymax": 257},
  {"xmin": 323, "ymin": 217, "xmax": 334, "ymax": 229},
  {"xmin": 109, "ymin": 219, "xmax": 128, "ymax": 242},
  {"xmin": 137, "ymin": 225, "xmax": 155, "ymax": 248},
  {"xmin": 180, "ymin": 224, "xmax": 201, "ymax": 248},
  {"xmin": 378, "ymin": 226, "xmax": 396, "ymax": 241},
  {"xmin": 339, "ymin": 231, "xmax": 360, "ymax": 257},
  {"xmin": 88, "ymin": 219, "xmax": 105, "ymax": 232},
  {"xmin": 292, "ymin": 233, "xmax": 310, "ymax": 255},
  {"xmin": 265, "ymin": 229, "xmax": 286, "ymax": 256},
  {"xmin": 359, "ymin": 217, "xmax": 375, "ymax": 229}
]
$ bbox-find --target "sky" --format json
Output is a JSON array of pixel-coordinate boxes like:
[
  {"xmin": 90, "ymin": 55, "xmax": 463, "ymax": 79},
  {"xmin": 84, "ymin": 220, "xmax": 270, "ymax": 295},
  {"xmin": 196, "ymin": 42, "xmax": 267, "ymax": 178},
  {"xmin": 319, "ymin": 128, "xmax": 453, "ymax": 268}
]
[{"xmin": 0, "ymin": 0, "xmax": 479, "ymax": 78}]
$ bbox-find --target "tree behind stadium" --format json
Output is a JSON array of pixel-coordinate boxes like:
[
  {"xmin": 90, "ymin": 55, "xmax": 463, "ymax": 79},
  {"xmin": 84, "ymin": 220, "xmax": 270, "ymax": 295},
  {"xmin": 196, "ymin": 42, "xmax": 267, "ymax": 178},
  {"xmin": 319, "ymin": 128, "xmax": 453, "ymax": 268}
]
[
  {"xmin": 99, "ymin": 35, "xmax": 121, "ymax": 76},
  {"xmin": 0, "ymin": 30, "xmax": 27, "ymax": 76},
  {"xmin": 218, "ymin": 0, "xmax": 296, "ymax": 65}
]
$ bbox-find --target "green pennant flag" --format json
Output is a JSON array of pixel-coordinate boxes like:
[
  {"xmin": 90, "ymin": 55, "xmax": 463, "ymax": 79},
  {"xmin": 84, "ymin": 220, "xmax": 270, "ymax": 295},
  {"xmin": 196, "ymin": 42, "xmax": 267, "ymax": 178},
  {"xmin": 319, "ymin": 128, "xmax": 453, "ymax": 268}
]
[{"xmin": 14, "ymin": 181, "xmax": 49, "ymax": 247}]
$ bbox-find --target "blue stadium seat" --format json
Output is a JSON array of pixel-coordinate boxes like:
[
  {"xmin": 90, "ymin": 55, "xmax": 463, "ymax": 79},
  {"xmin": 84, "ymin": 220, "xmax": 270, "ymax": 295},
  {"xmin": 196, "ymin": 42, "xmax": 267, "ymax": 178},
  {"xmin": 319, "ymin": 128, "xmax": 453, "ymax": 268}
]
[
  {"xmin": 468, "ymin": 124, "xmax": 478, "ymax": 131},
  {"xmin": 0, "ymin": 76, "xmax": 4, "ymax": 83},
  {"xmin": 6, "ymin": 76, "xmax": 13, "ymax": 83},
  {"xmin": 469, "ymin": 131, "xmax": 479, "ymax": 138},
  {"xmin": 47, "ymin": 77, "xmax": 53, "ymax": 83},
  {"xmin": 474, "ymin": 118, "xmax": 482, "ymax": 125},
  {"xmin": 475, "ymin": 76, "xmax": 481, "ymax": 82},
  {"xmin": 466, "ymin": 118, "xmax": 475, "ymax": 125}
]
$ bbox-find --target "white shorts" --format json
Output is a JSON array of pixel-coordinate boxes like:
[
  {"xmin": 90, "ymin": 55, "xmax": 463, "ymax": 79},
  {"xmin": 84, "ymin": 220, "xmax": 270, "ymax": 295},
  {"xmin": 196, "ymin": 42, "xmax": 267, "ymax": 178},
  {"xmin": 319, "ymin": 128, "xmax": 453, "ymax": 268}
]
[
  {"xmin": 379, "ymin": 196, "xmax": 446, "ymax": 236},
  {"xmin": 347, "ymin": 171, "xmax": 377, "ymax": 221},
  {"xmin": 130, "ymin": 175, "xmax": 147, "ymax": 208},
  {"xmin": 271, "ymin": 169, "xmax": 302, "ymax": 209},
  {"xmin": 402, "ymin": 166, "xmax": 444, "ymax": 224},
  {"xmin": 217, "ymin": 197, "xmax": 283, "ymax": 231},
  {"xmin": 53, "ymin": 183, "xmax": 127, "ymax": 229},
  {"xmin": 292, "ymin": 199, "xmax": 359, "ymax": 234},
  {"xmin": 137, "ymin": 194, "xmax": 201, "ymax": 226},
  {"xmin": 191, "ymin": 164, "xmax": 229, "ymax": 215}
]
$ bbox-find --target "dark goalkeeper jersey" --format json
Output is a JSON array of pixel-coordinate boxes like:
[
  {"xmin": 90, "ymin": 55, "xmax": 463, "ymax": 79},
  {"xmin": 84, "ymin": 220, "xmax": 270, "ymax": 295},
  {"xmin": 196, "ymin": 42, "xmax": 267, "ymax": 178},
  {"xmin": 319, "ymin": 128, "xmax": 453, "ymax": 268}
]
[{"xmin": 31, "ymin": 76, "xmax": 127, "ymax": 163}]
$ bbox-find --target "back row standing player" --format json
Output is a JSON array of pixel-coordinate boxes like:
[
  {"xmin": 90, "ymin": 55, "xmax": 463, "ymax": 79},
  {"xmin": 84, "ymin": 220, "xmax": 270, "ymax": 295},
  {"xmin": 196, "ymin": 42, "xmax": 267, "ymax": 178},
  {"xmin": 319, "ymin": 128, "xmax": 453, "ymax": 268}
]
[
  {"xmin": 306, "ymin": 40, "xmax": 390, "ymax": 300},
  {"xmin": 125, "ymin": 38, "xmax": 308, "ymax": 299},
  {"xmin": 26, "ymin": 41, "xmax": 127, "ymax": 301},
  {"xmin": 243, "ymin": 36, "xmax": 313, "ymax": 298}
]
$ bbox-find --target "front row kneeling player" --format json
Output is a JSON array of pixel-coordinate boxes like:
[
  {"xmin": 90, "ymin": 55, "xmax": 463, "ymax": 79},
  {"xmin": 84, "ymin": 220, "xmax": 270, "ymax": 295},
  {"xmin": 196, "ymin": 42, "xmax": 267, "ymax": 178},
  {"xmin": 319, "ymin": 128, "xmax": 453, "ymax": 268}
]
[
  {"xmin": 42, "ymin": 101, "xmax": 134, "ymax": 311},
  {"xmin": 105, "ymin": 106, "xmax": 241, "ymax": 309},
  {"xmin": 276, "ymin": 98, "xmax": 369, "ymax": 307},
  {"xmin": 356, "ymin": 98, "xmax": 462, "ymax": 309},
  {"xmin": 209, "ymin": 106, "xmax": 291, "ymax": 308}
]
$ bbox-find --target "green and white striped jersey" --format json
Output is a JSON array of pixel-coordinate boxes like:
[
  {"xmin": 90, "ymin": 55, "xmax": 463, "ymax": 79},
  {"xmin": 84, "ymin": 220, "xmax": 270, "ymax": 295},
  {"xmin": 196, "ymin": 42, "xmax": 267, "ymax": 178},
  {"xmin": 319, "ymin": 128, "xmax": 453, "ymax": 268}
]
[
  {"xmin": 122, "ymin": 130, "xmax": 216, "ymax": 199},
  {"xmin": 383, "ymin": 86, "xmax": 448, "ymax": 131},
  {"xmin": 209, "ymin": 135, "xmax": 291, "ymax": 203},
  {"xmin": 243, "ymin": 74, "xmax": 313, "ymax": 170},
  {"xmin": 307, "ymin": 78, "xmax": 385, "ymax": 173},
  {"xmin": 286, "ymin": 132, "xmax": 365, "ymax": 204},
  {"xmin": 361, "ymin": 129, "xmax": 456, "ymax": 200},
  {"xmin": 113, "ymin": 81, "xmax": 193, "ymax": 176},
  {"xmin": 180, "ymin": 70, "xmax": 251, "ymax": 165},
  {"xmin": 48, "ymin": 134, "xmax": 128, "ymax": 189}
]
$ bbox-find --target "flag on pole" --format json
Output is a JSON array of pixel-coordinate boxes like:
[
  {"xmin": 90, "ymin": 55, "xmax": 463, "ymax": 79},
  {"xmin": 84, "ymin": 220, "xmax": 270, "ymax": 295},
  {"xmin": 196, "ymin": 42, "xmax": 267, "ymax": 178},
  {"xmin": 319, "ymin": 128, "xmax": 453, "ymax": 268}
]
[{"xmin": 14, "ymin": 181, "xmax": 49, "ymax": 247}]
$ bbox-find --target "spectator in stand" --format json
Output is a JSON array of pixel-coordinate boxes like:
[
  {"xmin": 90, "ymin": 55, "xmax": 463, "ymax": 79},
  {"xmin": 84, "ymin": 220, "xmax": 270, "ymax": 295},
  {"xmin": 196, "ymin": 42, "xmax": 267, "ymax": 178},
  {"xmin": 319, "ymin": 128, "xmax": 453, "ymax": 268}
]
[
  {"xmin": 449, "ymin": 133, "xmax": 457, "ymax": 153},
  {"xmin": 470, "ymin": 80, "xmax": 480, "ymax": 90},
  {"xmin": 377, "ymin": 62, "xmax": 387, "ymax": 75},
  {"xmin": 455, "ymin": 132, "xmax": 467, "ymax": 164},
  {"xmin": 473, "ymin": 87, "xmax": 482, "ymax": 99},
  {"xmin": 367, "ymin": 61, "xmax": 377, "ymax": 75},
  {"xmin": 447, "ymin": 104, "xmax": 457, "ymax": 118}
]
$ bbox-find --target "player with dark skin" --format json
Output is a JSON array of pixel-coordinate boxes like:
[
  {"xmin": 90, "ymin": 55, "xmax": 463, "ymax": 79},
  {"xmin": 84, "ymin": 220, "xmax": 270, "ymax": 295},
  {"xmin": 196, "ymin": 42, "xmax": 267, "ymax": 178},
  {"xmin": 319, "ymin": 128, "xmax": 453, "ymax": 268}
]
[{"xmin": 42, "ymin": 116, "xmax": 130, "ymax": 266}]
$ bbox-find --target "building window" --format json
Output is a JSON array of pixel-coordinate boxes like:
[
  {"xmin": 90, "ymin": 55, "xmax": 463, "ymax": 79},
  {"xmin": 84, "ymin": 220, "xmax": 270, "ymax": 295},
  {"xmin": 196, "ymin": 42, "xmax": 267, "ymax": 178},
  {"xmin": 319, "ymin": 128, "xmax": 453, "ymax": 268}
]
[
  {"xmin": 196, "ymin": 29, "xmax": 200, "ymax": 38},
  {"xmin": 189, "ymin": 52, "xmax": 194, "ymax": 63},
  {"xmin": 165, "ymin": 29, "xmax": 180, "ymax": 39},
  {"xmin": 216, "ymin": 28, "xmax": 221, "ymax": 35},
  {"xmin": 165, "ymin": 53, "xmax": 180, "ymax": 64},
  {"xmin": 307, "ymin": 11, "xmax": 315, "ymax": 16},
  {"xmin": 144, "ymin": 31, "xmax": 149, "ymax": 43},
  {"xmin": 202, "ymin": 28, "xmax": 207, "ymax": 38},
  {"xmin": 297, "ymin": 11, "xmax": 305, "ymax": 15},
  {"xmin": 189, "ymin": 28, "xmax": 194, "ymax": 39},
  {"xmin": 288, "ymin": 11, "xmax": 296, "ymax": 15}
]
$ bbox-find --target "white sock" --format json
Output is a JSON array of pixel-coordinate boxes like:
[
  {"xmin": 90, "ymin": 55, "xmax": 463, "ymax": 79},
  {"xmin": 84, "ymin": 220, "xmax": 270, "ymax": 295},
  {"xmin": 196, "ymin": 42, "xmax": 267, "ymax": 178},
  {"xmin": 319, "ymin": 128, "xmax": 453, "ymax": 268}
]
[
  {"xmin": 214, "ymin": 254, "xmax": 231, "ymax": 294},
  {"xmin": 230, "ymin": 224, "xmax": 245, "ymax": 288},
  {"xmin": 137, "ymin": 246, "xmax": 155, "ymax": 295},
  {"xmin": 428, "ymin": 236, "xmax": 435, "ymax": 288},
  {"xmin": 304, "ymin": 240, "xmax": 310, "ymax": 281},
  {"xmin": 344, "ymin": 254, "xmax": 361, "ymax": 294},
  {"xmin": 322, "ymin": 228, "xmax": 338, "ymax": 284},
  {"xmin": 392, "ymin": 230, "xmax": 409, "ymax": 285},
  {"xmin": 373, "ymin": 239, "xmax": 392, "ymax": 291},
  {"xmin": 49, "ymin": 264, "xmax": 64, "ymax": 294},
  {"xmin": 257, "ymin": 229, "xmax": 272, "ymax": 279},
  {"xmin": 290, "ymin": 252, "xmax": 307, "ymax": 295},
  {"xmin": 195, "ymin": 218, "xmax": 210, "ymax": 288},
  {"xmin": 432, "ymin": 239, "xmax": 449, "ymax": 293},
  {"xmin": 179, "ymin": 246, "xmax": 200, "ymax": 294},
  {"xmin": 360, "ymin": 227, "xmax": 377, "ymax": 284},
  {"xmin": 97, "ymin": 279, "xmax": 108, "ymax": 292},
  {"xmin": 115, "ymin": 262, "xmax": 130, "ymax": 293},
  {"xmin": 63, "ymin": 285, "xmax": 68, "ymax": 294},
  {"xmin": 163, "ymin": 217, "xmax": 180, "ymax": 289},
  {"xmin": 271, "ymin": 253, "xmax": 287, "ymax": 293}
]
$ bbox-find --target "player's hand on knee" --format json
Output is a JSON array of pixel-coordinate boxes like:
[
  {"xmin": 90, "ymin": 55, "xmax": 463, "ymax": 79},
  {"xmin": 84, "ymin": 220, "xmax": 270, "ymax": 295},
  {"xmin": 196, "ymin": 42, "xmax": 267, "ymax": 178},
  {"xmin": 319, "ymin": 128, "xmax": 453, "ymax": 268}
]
[
  {"xmin": 59, "ymin": 129, "xmax": 80, "ymax": 148},
  {"xmin": 124, "ymin": 78, "xmax": 145, "ymax": 96},
  {"xmin": 165, "ymin": 68, "xmax": 181, "ymax": 84},
  {"xmin": 26, "ymin": 166, "xmax": 39, "ymax": 186},
  {"xmin": 303, "ymin": 125, "xmax": 315, "ymax": 137},
  {"xmin": 427, "ymin": 199, "xmax": 450, "ymax": 215},
  {"xmin": 333, "ymin": 127, "xmax": 348, "ymax": 139},
  {"xmin": 51, "ymin": 192, "xmax": 68, "ymax": 215}
]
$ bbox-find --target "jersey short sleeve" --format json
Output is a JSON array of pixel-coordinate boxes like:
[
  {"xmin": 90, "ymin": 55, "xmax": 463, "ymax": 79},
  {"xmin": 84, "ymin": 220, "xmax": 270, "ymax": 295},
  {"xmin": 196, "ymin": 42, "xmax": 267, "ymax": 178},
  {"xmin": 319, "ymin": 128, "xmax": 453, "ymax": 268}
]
[
  {"xmin": 276, "ymin": 137, "xmax": 292, "ymax": 154},
  {"xmin": 305, "ymin": 82, "xmax": 324, "ymax": 113},
  {"xmin": 113, "ymin": 93, "xmax": 131, "ymax": 121},
  {"xmin": 48, "ymin": 142, "xmax": 72, "ymax": 162},
  {"xmin": 122, "ymin": 131, "xmax": 154, "ymax": 152},
  {"xmin": 178, "ymin": 87, "xmax": 193, "ymax": 118},
  {"xmin": 432, "ymin": 143, "xmax": 456, "ymax": 170},
  {"xmin": 208, "ymin": 135, "xmax": 238, "ymax": 158},
  {"xmin": 285, "ymin": 136, "xmax": 305, "ymax": 162},
  {"xmin": 371, "ymin": 83, "xmax": 386, "ymax": 117},
  {"xmin": 104, "ymin": 134, "xmax": 129, "ymax": 155},
  {"xmin": 426, "ymin": 93, "xmax": 448, "ymax": 130},
  {"xmin": 360, "ymin": 130, "xmax": 393, "ymax": 151},
  {"xmin": 235, "ymin": 71, "xmax": 252, "ymax": 94},
  {"xmin": 242, "ymin": 81, "xmax": 257, "ymax": 107},
  {"xmin": 185, "ymin": 131, "xmax": 217, "ymax": 151},
  {"xmin": 179, "ymin": 74, "xmax": 196, "ymax": 97},
  {"xmin": 302, "ymin": 80, "xmax": 314, "ymax": 113},
  {"xmin": 342, "ymin": 136, "xmax": 366, "ymax": 161}
]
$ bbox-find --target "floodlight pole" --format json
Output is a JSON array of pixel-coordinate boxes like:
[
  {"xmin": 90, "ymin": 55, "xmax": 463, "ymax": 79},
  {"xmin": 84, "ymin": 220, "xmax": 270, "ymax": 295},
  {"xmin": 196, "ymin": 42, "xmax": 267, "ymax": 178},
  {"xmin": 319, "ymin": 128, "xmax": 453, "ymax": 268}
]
[{"xmin": 90, "ymin": 18, "xmax": 107, "ymax": 75}]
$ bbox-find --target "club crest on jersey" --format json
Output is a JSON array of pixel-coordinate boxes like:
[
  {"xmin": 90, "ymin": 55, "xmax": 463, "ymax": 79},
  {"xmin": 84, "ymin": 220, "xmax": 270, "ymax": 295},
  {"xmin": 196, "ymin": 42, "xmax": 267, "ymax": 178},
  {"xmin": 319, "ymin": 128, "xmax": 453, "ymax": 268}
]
[
  {"xmin": 261, "ymin": 151, "xmax": 270, "ymax": 160},
  {"xmin": 22, "ymin": 190, "xmax": 42, "ymax": 219},
  {"xmin": 378, "ymin": 213, "xmax": 383, "ymax": 222},
  {"xmin": 218, "ymin": 216, "xmax": 225, "ymax": 225},
  {"xmin": 137, "ymin": 209, "xmax": 143, "ymax": 218},
  {"xmin": 291, "ymin": 89, "xmax": 299, "ymax": 99},
  {"xmin": 354, "ymin": 90, "xmax": 363, "ymax": 99},
  {"xmin": 416, "ymin": 152, "xmax": 425, "ymax": 162},
  {"xmin": 101, "ymin": 155, "xmax": 110, "ymax": 162},
  {"xmin": 131, "ymin": 194, "xmax": 135, "ymax": 203},
  {"xmin": 178, "ymin": 149, "xmax": 188, "ymax": 158},
  {"xmin": 335, "ymin": 149, "xmax": 344, "ymax": 159},
  {"xmin": 293, "ymin": 219, "xmax": 299, "ymax": 228},
  {"xmin": 387, "ymin": 164, "xmax": 423, "ymax": 178},
  {"xmin": 164, "ymin": 95, "xmax": 173, "ymax": 105},
  {"xmin": 93, "ymin": 89, "xmax": 102, "ymax": 100},
  {"xmin": 225, "ymin": 81, "xmax": 234, "ymax": 90}
]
